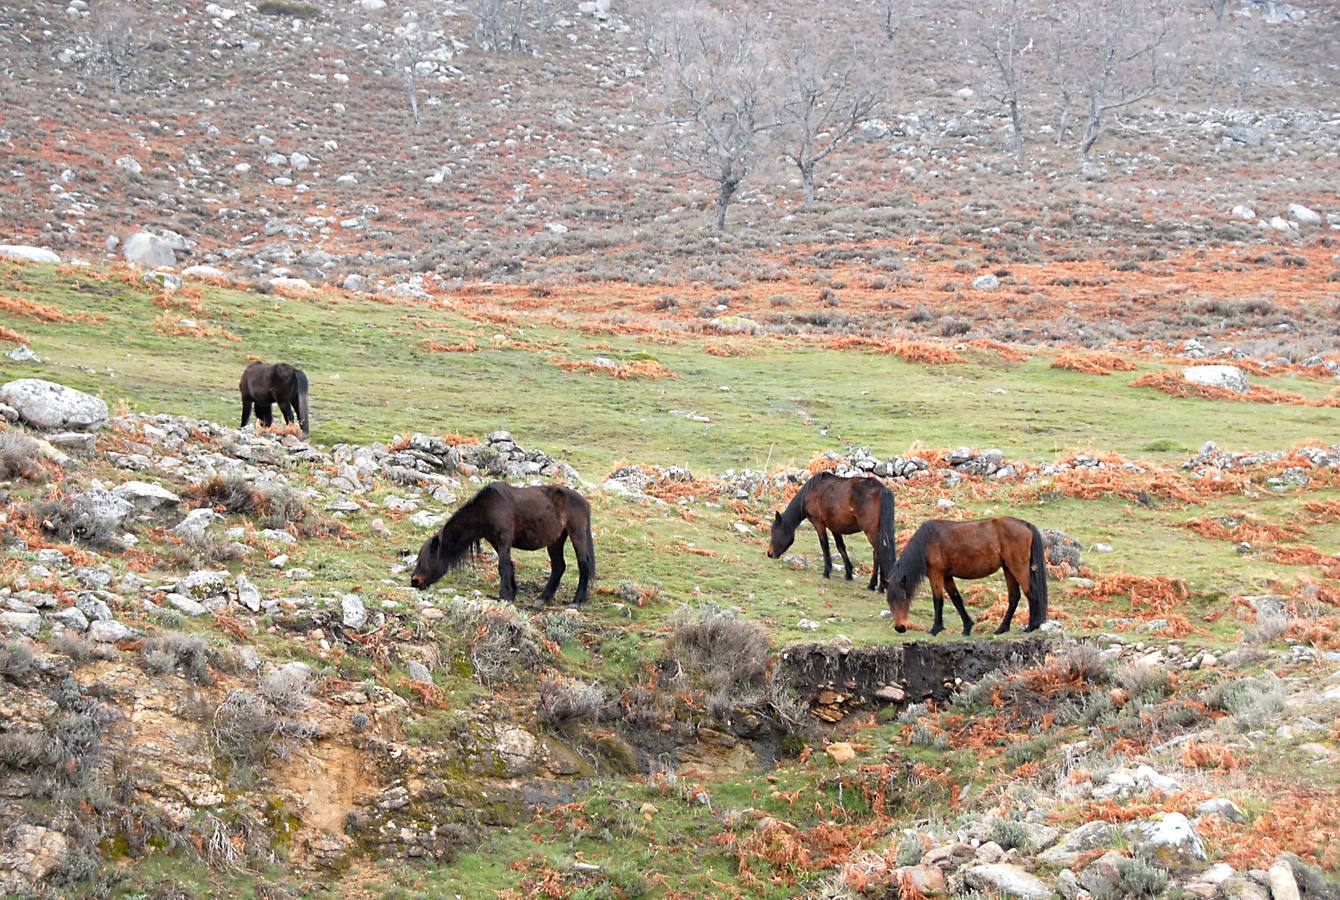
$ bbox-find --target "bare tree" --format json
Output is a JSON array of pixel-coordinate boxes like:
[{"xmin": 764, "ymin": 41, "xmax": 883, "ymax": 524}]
[
  {"xmin": 1048, "ymin": 0, "xmax": 1170, "ymax": 160},
  {"xmin": 975, "ymin": 0, "xmax": 1031, "ymax": 161},
  {"xmin": 777, "ymin": 42, "xmax": 881, "ymax": 203},
  {"xmin": 469, "ymin": 0, "xmax": 556, "ymax": 56},
  {"xmin": 652, "ymin": 8, "xmax": 778, "ymax": 231},
  {"xmin": 877, "ymin": 0, "xmax": 905, "ymax": 41}
]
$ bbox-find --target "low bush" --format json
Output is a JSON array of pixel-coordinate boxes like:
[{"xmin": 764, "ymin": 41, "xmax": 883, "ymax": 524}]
[
  {"xmin": 667, "ymin": 604, "xmax": 769, "ymax": 691},
  {"xmin": 537, "ymin": 673, "xmax": 603, "ymax": 727}
]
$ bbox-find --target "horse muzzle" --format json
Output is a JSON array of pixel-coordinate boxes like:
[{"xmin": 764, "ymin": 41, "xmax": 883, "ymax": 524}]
[{"xmin": 893, "ymin": 624, "xmax": 907, "ymax": 634}]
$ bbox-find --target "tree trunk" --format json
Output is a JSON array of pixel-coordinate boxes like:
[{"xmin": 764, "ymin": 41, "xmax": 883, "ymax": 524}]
[
  {"xmin": 1008, "ymin": 96, "xmax": 1024, "ymax": 162},
  {"xmin": 713, "ymin": 178, "xmax": 737, "ymax": 232},
  {"xmin": 801, "ymin": 163, "xmax": 815, "ymax": 204},
  {"xmin": 1080, "ymin": 92, "xmax": 1103, "ymax": 159}
]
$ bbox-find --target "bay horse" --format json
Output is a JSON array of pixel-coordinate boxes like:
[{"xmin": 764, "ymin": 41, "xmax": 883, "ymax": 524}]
[
  {"xmin": 410, "ymin": 482, "xmax": 595, "ymax": 605},
  {"xmin": 886, "ymin": 516, "xmax": 1047, "ymax": 636},
  {"xmin": 240, "ymin": 361, "xmax": 310, "ymax": 436},
  {"xmin": 767, "ymin": 471, "xmax": 897, "ymax": 591}
]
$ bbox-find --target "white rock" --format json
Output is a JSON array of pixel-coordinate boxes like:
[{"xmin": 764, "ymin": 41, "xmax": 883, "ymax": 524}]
[
  {"xmin": 1183, "ymin": 365, "xmax": 1249, "ymax": 394},
  {"xmin": 1, "ymin": 611, "xmax": 42, "ymax": 636},
  {"xmin": 0, "ymin": 245, "xmax": 60, "ymax": 264},
  {"xmin": 51, "ymin": 607, "xmax": 90, "ymax": 631},
  {"xmin": 171, "ymin": 508, "xmax": 220, "ymax": 537},
  {"xmin": 236, "ymin": 573, "xmax": 261, "ymax": 612},
  {"xmin": 182, "ymin": 264, "xmax": 227, "ymax": 280},
  {"xmin": 1124, "ymin": 812, "xmax": 1206, "ymax": 866},
  {"xmin": 89, "ymin": 619, "xmax": 136, "ymax": 642},
  {"xmin": 341, "ymin": 593, "xmax": 367, "ymax": 629},
  {"xmin": 1040, "ymin": 821, "xmax": 1117, "ymax": 867},
  {"xmin": 409, "ymin": 510, "xmax": 444, "ymax": 529},
  {"xmin": 270, "ymin": 276, "xmax": 312, "ymax": 293},
  {"xmin": 1287, "ymin": 203, "xmax": 1322, "ymax": 227},
  {"xmin": 174, "ymin": 570, "xmax": 230, "ymax": 600},
  {"xmin": 360, "ymin": 0, "xmax": 386, "ymax": 10},
  {"xmin": 1231, "ymin": 205, "xmax": 1256, "ymax": 220},
  {"xmin": 964, "ymin": 863, "xmax": 1052, "ymax": 900},
  {"xmin": 123, "ymin": 232, "xmax": 176, "ymax": 268},
  {"xmin": 0, "ymin": 379, "xmax": 108, "ymax": 431},
  {"xmin": 1268, "ymin": 861, "xmax": 1301, "ymax": 900},
  {"xmin": 115, "ymin": 155, "xmax": 143, "ymax": 175},
  {"xmin": 72, "ymin": 488, "xmax": 134, "ymax": 532},
  {"xmin": 6, "ymin": 346, "xmax": 40, "ymax": 363},
  {"xmin": 972, "ymin": 273, "xmax": 1000, "ymax": 291},
  {"xmin": 289, "ymin": 152, "xmax": 311, "ymax": 171},
  {"xmin": 165, "ymin": 593, "xmax": 208, "ymax": 616},
  {"xmin": 113, "ymin": 481, "xmax": 180, "ymax": 511}
]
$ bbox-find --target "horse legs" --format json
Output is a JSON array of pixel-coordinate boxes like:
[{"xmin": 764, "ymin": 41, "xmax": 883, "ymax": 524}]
[
  {"xmin": 833, "ymin": 533, "xmax": 855, "ymax": 581},
  {"xmin": 240, "ymin": 396, "xmax": 253, "ymax": 429},
  {"xmin": 278, "ymin": 400, "xmax": 295, "ymax": 426},
  {"xmin": 496, "ymin": 544, "xmax": 518, "ymax": 603},
  {"xmin": 567, "ymin": 520, "xmax": 594, "ymax": 605},
  {"xmin": 997, "ymin": 570, "xmax": 1022, "ymax": 635},
  {"xmin": 865, "ymin": 532, "xmax": 882, "ymax": 591},
  {"xmin": 538, "ymin": 534, "xmax": 567, "ymax": 602},
  {"xmin": 816, "ymin": 527, "xmax": 834, "ymax": 579},
  {"xmin": 928, "ymin": 570, "xmax": 947, "ymax": 636},
  {"xmin": 944, "ymin": 576, "xmax": 974, "ymax": 636},
  {"xmin": 257, "ymin": 402, "xmax": 274, "ymax": 428}
]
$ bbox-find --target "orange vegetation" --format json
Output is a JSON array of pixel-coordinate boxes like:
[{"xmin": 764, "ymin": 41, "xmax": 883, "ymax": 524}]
[
  {"xmin": 1071, "ymin": 573, "xmax": 1190, "ymax": 618},
  {"xmin": 1132, "ymin": 370, "xmax": 1340, "ymax": 408},
  {"xmin": 1050, "ymin": 351, "xmax": 1138, "ymax": 375},
  {"xmin": 423, "ymin": 339, "xmax": 479, "ymax": 353},
  {"xmin": 824, "ymin": 335, "xmax": 963, "ymax": 365},
  {"xmin": 0, "ymin": 325, "xmax": 30, "ymax": 345},
  {"xmin": 1179, "ymin": 741, "xmax": 1242, "ymax": 770},
  {"xmin": 550, "ymin": 356, "xmax": 676, "ymax": 379},
  {"xmin": 0, "ymin": 293, "xmax": 98, "ymax": 323},
  {"xmin": 1197, "ymin": 789, "xmax": 1340, "ymax": 871}
]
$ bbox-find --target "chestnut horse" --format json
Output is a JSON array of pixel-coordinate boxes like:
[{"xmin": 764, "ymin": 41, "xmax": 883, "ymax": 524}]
[
  {"xmin": 886, "ymin": 516, "xmax": 1047, "ymax": 636},
  {"xmin": 410, "ymin": 482, "xmax": 594, "ymax": 605},
  {"xmin": 767, "ymin": 471, "xmax": 896, "ymax": 591},
  {"xmin": 240, "ymin": 361, "xmax": 310, "ymax": 436}
]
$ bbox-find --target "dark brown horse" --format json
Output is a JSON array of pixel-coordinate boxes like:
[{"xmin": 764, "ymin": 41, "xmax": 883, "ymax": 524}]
[
  {"xmin": 240, "ymin": 362, "xmax": 310, "ymax": 436},
  {"xmin": 886, "ymin": 516, "xmax": 1047, "ymax": 636},
  {"xmin": 767, "ymin": 471, "xmax": 896, "ymax": 591},
  {"xmin": 410, "ymin": 482, "xmax": 595, "ymax": 605}
]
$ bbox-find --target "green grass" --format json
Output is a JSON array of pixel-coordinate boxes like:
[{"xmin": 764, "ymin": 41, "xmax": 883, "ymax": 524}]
[{"xmin": 4, "ymin": 261, "xmax": 1338, "ymax": 895}]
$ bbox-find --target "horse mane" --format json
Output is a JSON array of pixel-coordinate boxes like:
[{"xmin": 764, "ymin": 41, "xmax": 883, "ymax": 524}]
[
  {"xmin": 430, "ymin": 487, "xmax": 495, "ymax": 570},
  {"xmin": 889, "ymin": 519, "xmax": 935, "ymax": 598},
  {"xmin": 780, "ymin": 471, "xmax": 831, "ymax": 531}
]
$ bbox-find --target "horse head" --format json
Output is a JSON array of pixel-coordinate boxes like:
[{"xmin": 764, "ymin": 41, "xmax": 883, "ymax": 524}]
[{"xmin": 766, "ymin": 511, "xmax": 794, "ymax": 559}]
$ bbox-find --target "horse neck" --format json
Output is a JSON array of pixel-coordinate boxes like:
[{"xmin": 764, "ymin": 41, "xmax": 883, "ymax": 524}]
[
  {"xmin": 780, "ymin": 478, "xmax": 814, "ymax": 531},
  {"xmin": 439, "ymin": 500, "xmax": 489, "ymax": 552},
  {"xmin": 892, "ymin": 524, "xmax": 931, "ymax": 591}
]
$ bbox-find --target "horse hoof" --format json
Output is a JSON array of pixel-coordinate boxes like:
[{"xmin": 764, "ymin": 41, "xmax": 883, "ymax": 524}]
[
  {"xmin": 962, "ymin": 627, "xmax": 973, "ymax": 636},
  {"xmin": 994, "ymin": 627, "xmax": 1009, "ymax": 636},
  {"xmin": 929, "ymin": 627, "xmax": 943, "ymax": 637}
]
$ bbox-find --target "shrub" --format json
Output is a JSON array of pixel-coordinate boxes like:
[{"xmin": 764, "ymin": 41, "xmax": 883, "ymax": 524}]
[
  {"xmin": 257, "ymin": 0, "xmax": 320, "ymax": 16},
  {"xmin": 51, "ymin": 631, "xmax": 113, "ymax": 664},
  {"xmin": 1094, "ymin": 856, "xmax": 1168, "ymax": 899},
  {"xmin": 1245, "ymin": 605, "xmax": 1289, "ymax": 643},
  {"xmin": 1114, "ymin": 662, "xmax": 1171, "ymax": 701},
  {"xmin": 0, "ymin": 431, "xmax": 44, "ymax": 481},
  {"xmin": 537, "ymin": 673, "xmax": 603, "ymax": 727},
  {"xmin": 990, "ymin": 819, "xmax": 1030, "ymax": 851},
  {"xmin": 667, "ymin": 604, "xmax": 769, "ymax": 690},
  {"xmin": 895, "ymin": 833, "xmax": 924, "ymax": 866},
  {"xmin": 29, "ymin": 496, "xmax": 122, "ymax": 549},
  {"xmin": 142, "ymin": 632, "xmax": 213, "ymax": 685},
  {"xmin": 0, "ymin": 640, "xmax": 35, "ymax": 681},
  {"xmin": 441, "ymin": 596, "xmax": 549, "ymax": 683},
  {"xmin": 212, "ymin": 667, "xmax": 316, "ymax": 765},
  {"xmin": 1204, "ymin": 672, "xmax": 1284, "ymax": 730},
  {"xmin": 160, "ymin": 529, "xmax": 245, "ymax": 568}
]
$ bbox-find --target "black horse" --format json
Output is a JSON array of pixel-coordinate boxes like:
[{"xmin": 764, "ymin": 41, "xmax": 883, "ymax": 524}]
[
  {"xmin": 767, "ymin": 471, "xmax": 897, "ymax": 591},
  {"xmin": 410, "ymin": 482, "xmax": 595, "ymax": 605},
  {"xmin": 240, "ymin": 362, "xmax": 310, "ymax": 436}
]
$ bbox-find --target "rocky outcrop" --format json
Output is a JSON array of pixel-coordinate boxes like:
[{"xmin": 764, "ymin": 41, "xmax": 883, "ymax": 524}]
[{"xmin": 0, "ymin": 379, "xmax": 109, "ymax": 431}]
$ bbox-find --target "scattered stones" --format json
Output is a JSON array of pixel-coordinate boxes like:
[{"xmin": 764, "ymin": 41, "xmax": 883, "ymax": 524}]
[
  {"xmin": 1039, "ymin": 821, "xmax": 1117, "ymax": 867},
  {"xmin": 0, "ymin": 245, "xmax": 60, "ymax": 264},
  {"xmin": 236, "ymin": 573, "xmax": 261, "ymax": 612},
  {"xmin": 825, "ymin": 741, "xmax": 856, "ymax": 763},
  {"xmin": 1195, "ymin": 797, "xmax": 1246, "ymax": 824}
]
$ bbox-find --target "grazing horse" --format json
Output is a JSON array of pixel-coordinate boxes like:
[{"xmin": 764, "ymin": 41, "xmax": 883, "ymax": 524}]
[
  {"xmin": 886, "ymin": 516, "xmax": 1047, "ymax": 636},
  {"xmin": 240, "ymin": 362, "xmax": 310, "ymax": 436},
  {"xmin": 767, "ymin": 471, "xmax": 897, "ymax": 591},
  {"xmin": 410, "ymin": 482, "xmax": 595, "ymax": 605}
]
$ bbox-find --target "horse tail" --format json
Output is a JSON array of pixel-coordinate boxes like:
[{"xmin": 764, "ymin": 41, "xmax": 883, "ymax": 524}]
[
  {"xmin": 877, "ymin": 485, "xmax": 897, "ymax": 580},
  {"xmin": 579, "ymin": 509, "xmax": 596, "ymax": 584},
  {"xmin": 1026, "ymin": 520, "xmax": 1049, "ymax": 626},
  {"xmin": 295, "ymin": 369, "xmax": 310, "ymax": 435}
]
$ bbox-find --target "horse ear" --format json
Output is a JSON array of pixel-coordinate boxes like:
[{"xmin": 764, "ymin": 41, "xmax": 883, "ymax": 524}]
[
  {"xmin": 428, "ymin": 534, "xmax": 440, "ymax": 553},
  {"xmin": 774, "ymin": 511, "xmax": 782, "ymax": 523}
]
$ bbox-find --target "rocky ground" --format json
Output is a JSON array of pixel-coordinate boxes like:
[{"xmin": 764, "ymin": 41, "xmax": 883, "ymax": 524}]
[{"xmin": 2, "ymin": 348, "xmax": 1338, "ymax": 896}]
